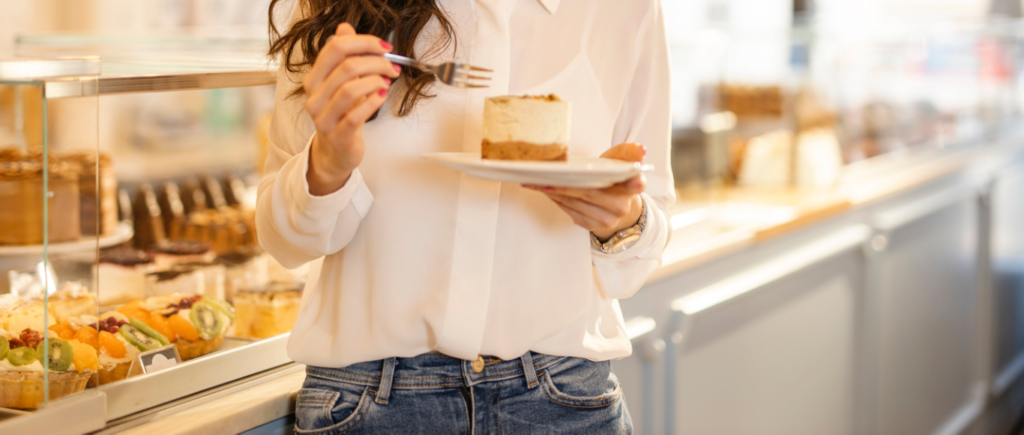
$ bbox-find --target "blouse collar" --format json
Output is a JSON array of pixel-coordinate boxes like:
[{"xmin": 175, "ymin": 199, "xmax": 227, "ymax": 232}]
[{"xmin": 537, "ymin": 0, "xmax": 560, "ymax": 14}]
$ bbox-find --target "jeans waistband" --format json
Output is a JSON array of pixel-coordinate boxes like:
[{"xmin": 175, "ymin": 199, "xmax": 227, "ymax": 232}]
[{"xmin": 305, "ymin": 352, "xmax": 566, "ymax": 404}]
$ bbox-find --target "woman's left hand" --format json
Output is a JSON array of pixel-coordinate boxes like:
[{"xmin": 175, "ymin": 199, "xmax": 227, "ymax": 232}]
[{"xmin": 524, "ymin": 143, "xmax": 646, "ymax": 240}]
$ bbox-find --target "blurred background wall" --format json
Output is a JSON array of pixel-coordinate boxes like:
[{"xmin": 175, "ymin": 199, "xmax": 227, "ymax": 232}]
[{"xmin": 0, "ymin": 0, "xmax": 291, "ymax": 55}]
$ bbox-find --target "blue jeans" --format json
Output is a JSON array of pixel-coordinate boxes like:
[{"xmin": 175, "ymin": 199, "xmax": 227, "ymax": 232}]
[{"xmin": 295, "ymin": 352, "xmax": 632, "ymax": 434}]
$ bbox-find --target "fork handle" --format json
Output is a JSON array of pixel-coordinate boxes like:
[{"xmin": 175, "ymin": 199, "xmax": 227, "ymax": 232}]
[{"xmin": 383, "ymin": 53, "xmax": 427, "ymax": 71}]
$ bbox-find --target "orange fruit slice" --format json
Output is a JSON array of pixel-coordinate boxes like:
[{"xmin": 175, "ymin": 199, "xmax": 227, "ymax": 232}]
[
  {"xmin": 49, "ymin": 322, "xmax": 75, "ymax": 341},
  {"xmin": 73, "ymin": 326, "xmax": 99, "ymax": 350},
  {"xmin": 117, "ymin": 302, "xmax": 151, "ymax": 323},
  {"xmin": 167, "ymin": 314, "xmax": 199, "ymax": 342},
  {"xmin": 98, "ymin": 330, "xmax": 127, "ymax": 359},
  {"xmin": 68, "ymin": 339, "xmax": 100, "ymax": 373},
  {"xmin": 142, "ymin": 313, "xmax": 176, "ymax": 343}
]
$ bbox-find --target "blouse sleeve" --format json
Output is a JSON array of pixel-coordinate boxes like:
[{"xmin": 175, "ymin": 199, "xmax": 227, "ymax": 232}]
[
  {"xmin": 592, "ymin": 0, "xmax": 675, "ymax": 300},
  {"xmin": 255, "ymin": 21, "xmax": 375, "ymax": 269}
]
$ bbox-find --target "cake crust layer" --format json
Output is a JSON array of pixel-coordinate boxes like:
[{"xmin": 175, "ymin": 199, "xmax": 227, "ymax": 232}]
[{"xmin": 481, "ymin": 140, "xmax": 567, "ymax": 162}]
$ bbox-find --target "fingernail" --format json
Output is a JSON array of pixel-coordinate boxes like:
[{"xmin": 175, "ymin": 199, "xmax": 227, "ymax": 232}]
[
  {"xmin": 543, "ymin": 186, "xmax": 554, "ymax": 191},
  {"xmin": 640, "ymin": 145, "xmax": 647, "ymax": 156},
  {"xmin": 383, "ymin": 77, "xmax": 391, "ymax": 86},
  {"xmin": 633, "ymin": 181, "xmax": 643, "ymax": 189},
  {"xmin": 380, "ymin": 40, "xmax": 393, "ymax": 50},
  {"xmin": 378, "ymin": 88, "xmax": 387, "ymax": 97},
  {"xmin": 393, "ymin": 63, "xmax": 401, "ymax": 73}
]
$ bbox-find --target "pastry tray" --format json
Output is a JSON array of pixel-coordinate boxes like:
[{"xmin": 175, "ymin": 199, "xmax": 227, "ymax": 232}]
[
  {"xmin": 0, "ymin": 222, "xmax": 133, "ymax": 257},
  {"xmin": 97, "ymin": 334, "xmax": 292, "ymax": 420}
]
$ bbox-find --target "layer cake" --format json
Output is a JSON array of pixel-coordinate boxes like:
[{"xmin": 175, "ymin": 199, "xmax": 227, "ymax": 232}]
[{"xmin": 0, "ymin": 153, "xmax": 81, "ymax": 245}]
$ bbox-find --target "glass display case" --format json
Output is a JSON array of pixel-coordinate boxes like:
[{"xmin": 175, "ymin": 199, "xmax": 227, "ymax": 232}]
[{"xmin": 0, "ymin": 50, "xmax": 294, "ymax": 432}]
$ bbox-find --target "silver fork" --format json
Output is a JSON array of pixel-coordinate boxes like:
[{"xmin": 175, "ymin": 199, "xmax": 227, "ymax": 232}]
[{"xmin": 383, "ymin": 53, "xmax": 491, "ymax": 88}]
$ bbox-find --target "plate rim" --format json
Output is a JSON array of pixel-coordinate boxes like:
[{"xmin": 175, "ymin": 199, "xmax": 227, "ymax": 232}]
[{"xmin": 422, "ymin": 152, "xmax": 647, "ymax": 175}]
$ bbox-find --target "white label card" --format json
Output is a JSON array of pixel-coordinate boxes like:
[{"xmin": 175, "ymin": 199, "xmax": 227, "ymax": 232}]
[{"xmin": 127, "ymin": 345, "xmax": 181, "ymax": 377}]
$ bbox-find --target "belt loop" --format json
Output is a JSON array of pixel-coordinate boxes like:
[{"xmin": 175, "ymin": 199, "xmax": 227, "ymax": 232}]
[
  {"xmin": 521, "ymin": 351, "xmax": 539, "ymax": 389},
  {"xmin": 376, "ymin": 357, "xmax": 397, "ymax": 404}
]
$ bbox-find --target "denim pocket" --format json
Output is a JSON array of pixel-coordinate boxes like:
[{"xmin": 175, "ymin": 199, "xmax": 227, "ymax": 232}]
[
  {"xmin": 539, "ymin": 360, "xmax": 623, "ymax": 409},
  {"xmin": 294, "ymin": 385, "xmax": 372, "ymax": 435}
]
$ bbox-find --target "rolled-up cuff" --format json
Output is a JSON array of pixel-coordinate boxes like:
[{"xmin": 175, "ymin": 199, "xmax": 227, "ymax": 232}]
[{"xmin": 293, "ymin": 134, "xmax": 373, "ymax": 218}]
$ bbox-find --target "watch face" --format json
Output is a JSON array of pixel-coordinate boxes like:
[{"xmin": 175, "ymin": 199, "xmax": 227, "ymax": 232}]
[{"xmin": 609, "ymin": 233, "xmax": 642, "ymax": 254}]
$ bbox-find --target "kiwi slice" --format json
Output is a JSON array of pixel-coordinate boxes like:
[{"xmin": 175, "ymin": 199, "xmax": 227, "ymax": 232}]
[
  {"xmin": 119, "ymin": 325, "xmax": 161, "ymax": 351},
  {"xmin": 129, "ymin": 318, "xmax": 170, "ymax": 346},
  {"xmin": 35, "ymin": 338, "xmax": 74, "ymax": 371},
  {"xmin": 0, "ymin": 336, "xmax": 8, "ymax": 361},
  {"xmin": 7, "ymin": 346, "xmax": 38, "ymax": 366},
  {"xmin": 204, "ymin": 297, "xmax": 236, "ymax": 322},
  {"xmin": 190, "ymin": 301, "xmax": 224, "ymax": 340}
]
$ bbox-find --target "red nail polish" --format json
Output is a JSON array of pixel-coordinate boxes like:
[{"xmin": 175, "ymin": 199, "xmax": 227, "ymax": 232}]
[
  {"xmin": 543, "ymin": 186, "xmax": 554, "ymax": 191},
  {"xmin": 380, "ymin": 40, "xmax": 393, "ymax": 50},
  {"xmin": 378, "ymin": 88, "xmax": 387, "ymax": 97},
  {"xmin": 383, "ymin": 77, "xmax": 391, "ymax": 86},
  {"xmin": 393, "ymin": 63, "xmax": 401, "ymax": 73}
]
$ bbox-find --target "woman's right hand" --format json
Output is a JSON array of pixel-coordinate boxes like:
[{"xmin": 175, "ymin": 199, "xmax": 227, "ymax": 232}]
[{"xmin": 304, "ymin": 23, "xmax": 401, "ymax": 195}]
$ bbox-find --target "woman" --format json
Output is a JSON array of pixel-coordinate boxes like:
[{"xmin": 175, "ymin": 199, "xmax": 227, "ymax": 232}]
[{"xmin": 258, "ymin": 0, "xmax": 673, "ymax": 433}]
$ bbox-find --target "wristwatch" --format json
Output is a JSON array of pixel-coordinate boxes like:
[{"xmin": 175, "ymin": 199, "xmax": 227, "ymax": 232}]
[{"xmin": 590, "ymin": 198, "xmax": 647, "ymax": 254}]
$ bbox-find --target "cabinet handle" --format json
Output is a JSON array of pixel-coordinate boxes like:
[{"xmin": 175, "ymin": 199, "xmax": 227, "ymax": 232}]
[
  {"xmin": 671, "ymin": 225, "xmax": 871, "ymax": 315},
  {"xmin": 873, "ymin": 186, "xmax": 975, "ymax": 231}
]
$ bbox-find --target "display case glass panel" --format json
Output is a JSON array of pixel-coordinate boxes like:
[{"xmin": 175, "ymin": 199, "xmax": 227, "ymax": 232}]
[{"xmin": 0, "ymin": 57, "xmax": 101, "ymax": 412}]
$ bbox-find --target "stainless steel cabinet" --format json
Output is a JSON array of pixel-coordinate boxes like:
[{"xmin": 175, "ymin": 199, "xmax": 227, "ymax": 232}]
[
  {"xmin": 990, "ymin": 166, "xmax": 1024, "ymax": 409},
  {"xmin": 614, "ymin": 149, "xmax": 1024, "ymax": 435},
  {"xmin": 872, "ymin": 186, "xmax": 983, "ymax": 435},
  {"xmin": 663, "ymin": 225, "xmax": 869, "ymax": 435}
]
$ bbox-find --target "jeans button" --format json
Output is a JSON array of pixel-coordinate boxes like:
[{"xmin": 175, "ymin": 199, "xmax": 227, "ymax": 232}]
[{"xmin": 472, "ymin": 356, "xmax": 484, "ymax": 373}]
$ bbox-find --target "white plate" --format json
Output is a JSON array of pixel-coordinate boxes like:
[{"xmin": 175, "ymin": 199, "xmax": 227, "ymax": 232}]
[{"xmin": 423, "ymin": 152, "xmax": 649, "ymax": 188}]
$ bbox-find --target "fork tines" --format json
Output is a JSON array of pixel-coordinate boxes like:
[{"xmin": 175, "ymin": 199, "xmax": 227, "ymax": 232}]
[
  {"xmin": 462, "ymin": 64, "xmax": 493, "ymax": 73},
  {"xmin": 454, "ymin": 63, "xmax": 492, "ymax": 88},
  {"xmin": 456, "ymin": 73, "xmax": 491, "ymax": 88}
]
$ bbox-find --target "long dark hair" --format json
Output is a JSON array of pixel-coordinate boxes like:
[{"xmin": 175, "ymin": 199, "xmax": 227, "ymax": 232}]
[{"xmin": 268, "ymin": 0, "xmax": 456, "ymax": 119}]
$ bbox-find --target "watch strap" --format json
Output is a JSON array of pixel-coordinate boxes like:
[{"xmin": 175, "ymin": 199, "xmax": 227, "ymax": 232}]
[{"xmin": 591, "ymin": 197, "xmax": 647, "ymax": 254}]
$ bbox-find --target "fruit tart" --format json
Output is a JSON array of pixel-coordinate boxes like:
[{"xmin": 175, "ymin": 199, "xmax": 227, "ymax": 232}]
[
  {"xmin": 49, "ymin": 311, "xmax": 165, "ymax": 386},
  {"xmin": 117, "ymin": 293, "xmax": 234, "ymax": 360},
  {"xmin": 0, "ymin": 293, "xmax": 53, "ymax": 336},
  {"xmin": 0, "ymin": 328, "xmax": 97, "ymax": 409}
]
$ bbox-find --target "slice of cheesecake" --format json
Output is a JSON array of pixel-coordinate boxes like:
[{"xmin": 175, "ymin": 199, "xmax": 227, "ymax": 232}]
[{"xmin": 481, "ymin": 95, "xmax": 570, "ymax": 161}]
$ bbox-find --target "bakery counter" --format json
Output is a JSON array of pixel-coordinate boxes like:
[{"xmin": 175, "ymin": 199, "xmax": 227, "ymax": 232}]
[
  {"xmin": 79, "ymin": 137, "xmax": 1024, "ymax": 435},
  {"xmin": 65, "ymin": 137, "xmax": 1024, "ymax": 435},
  {"xmin": 616, "ymin": 134, "xmax": 1024, "ymax": 434}
]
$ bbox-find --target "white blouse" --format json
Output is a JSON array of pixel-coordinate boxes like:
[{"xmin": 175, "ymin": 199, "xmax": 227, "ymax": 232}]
[{"xmin": 257, "ymin": 0, "xmax": 674, "ymax": 368}]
